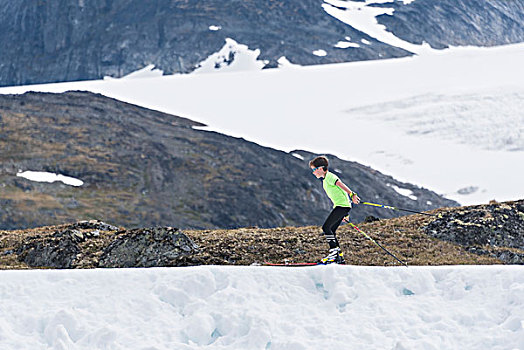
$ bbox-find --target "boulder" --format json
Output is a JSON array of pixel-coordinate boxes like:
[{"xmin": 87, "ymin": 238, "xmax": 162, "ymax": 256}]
[
  {"xmin": 16, "ymin": 230, "xmax": 80, "ymax": 268},
  {"xmin": 98, "ymin": 227, "xmax": 198, "ymax": 268}
]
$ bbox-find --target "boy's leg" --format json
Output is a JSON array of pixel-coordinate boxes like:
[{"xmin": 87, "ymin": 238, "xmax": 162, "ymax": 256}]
[
  {"xmin": 322, "ymin": 207, "xmax": 350, "ymax": 249},
  {"xmin": 330, "ymin": 207, "xmax": 350, "ymax": 235}
]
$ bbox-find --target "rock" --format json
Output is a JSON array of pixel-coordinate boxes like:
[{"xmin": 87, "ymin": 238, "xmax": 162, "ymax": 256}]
[
  {"xmin": 16, "ymin": 232, "xmax": 79, "ymax": 268},
  {"xmin": 363, "ymin": 215, "xmax": 380, "ymax": 223},
  {"xmin": 98, "ymin": 227, "xmax": 198, "ymax": 268},
  {"xmin": 73, "ymin": 220, "xmax": 119, "ymax": 231},
  {"xmin": 69, "ymin": 230, "xmax": 85, "ymax": 243},
  {"xmin": 424, "ymin": 200, "xmax": 524, "ymax": 264}
]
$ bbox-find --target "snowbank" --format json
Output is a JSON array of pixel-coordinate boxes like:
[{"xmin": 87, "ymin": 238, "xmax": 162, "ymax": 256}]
[{"xmin": 1, "ymin": 265, "xmax": 522, "ymax": 349}]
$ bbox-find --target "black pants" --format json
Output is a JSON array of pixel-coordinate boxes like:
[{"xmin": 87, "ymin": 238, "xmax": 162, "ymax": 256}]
[{"xmin": 322, "ymin": 206, "xmax": 350, "ymax": 249}]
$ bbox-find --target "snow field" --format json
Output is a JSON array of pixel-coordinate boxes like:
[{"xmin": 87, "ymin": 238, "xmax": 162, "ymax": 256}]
[{"xmin": 0, "ymin": 265, "xmax": 523, "ymax": 350}]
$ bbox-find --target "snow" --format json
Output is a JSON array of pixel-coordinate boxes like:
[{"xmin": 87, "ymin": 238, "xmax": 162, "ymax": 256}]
[
  {"xmin": 209, "ymin": 25, "xmax": 222, "ymax": 31},
  {"xmin": 16, "ymin": 171, "xmax": 84, "ymax": 187},
  {"xmin": 322, "ymin": 0, "xmax": 434, "ymax": 54},
  {"xmin": 2, "ymin": 43, "xmax": 522, "ymax": 205},
  {"xmin": 291, "ymin": 153, "xmax": 305, "ymax": 160},
  {"xmin": 192, "ymin": 38, "xmax": 267, "ymax": 74},
  {"xmin": 387, "ymin": 183, "xmax": 418, "ymax": 201},
  {"xmin": 277, "ymin": 56, "xmax": 300, "ymax": 68},
  {"xmin": 0, "ymin": 265, "xmax": 522, "ymax": 349},
  {"xmin": 104, "ymin": 64, "xmax": 164, "ymax": 80},
  {"xmin": 312, "ymin": 49, "xmax": 327, "ymax": 57},
  {"xmin": 334, "ymin": 40, "xmax": 360, "ymax": 48}
]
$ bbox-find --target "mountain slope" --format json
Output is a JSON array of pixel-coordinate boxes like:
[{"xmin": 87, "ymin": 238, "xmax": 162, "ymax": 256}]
[
  {"xmin": 1, "ymin": 0, "xmax": 522, "ymax": 86},
  {"xmin": 0, "ymin": 91, "xmax": 456, "ymax": 230}
]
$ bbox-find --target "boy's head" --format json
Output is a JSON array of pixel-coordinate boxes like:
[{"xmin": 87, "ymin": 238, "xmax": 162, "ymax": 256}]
[{"xmin": 309, "ymin": 156, "xmax": 328, "ymax": 178}]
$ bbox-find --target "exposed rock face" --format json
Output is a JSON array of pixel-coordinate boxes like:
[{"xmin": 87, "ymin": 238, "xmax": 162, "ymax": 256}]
[
  {"xmin": 16, "ymin": 230, "xmax": 80, "ymax": 268},
  {"xmin": 13, "ymin": 221, "xmax": 197, "ymax": 268},
  {"xmin": 424, "ymin": 200, "xmax": 524, "ymax": 264},
  {"xmin": 15, "ymin": 220, "xmax": 118, "ymax": 268},
  {"xmin": 377, "ymin": 0, "xmax": 524, "ymax": 49},
  {"xmin": 99, "ymin": 227, "xmax": 198, "ymax": 268},
  {"xmin": 0, "ymin": 91, "xmax": 458, "ymax": 230},
  {"xmin": 0, "ymin": 0, "xmax": 522, "ymax": 87}
]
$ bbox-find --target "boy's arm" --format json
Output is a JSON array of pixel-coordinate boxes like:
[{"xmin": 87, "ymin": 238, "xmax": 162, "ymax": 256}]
[{"xmin": 336, "ymin": 180, "xmax": 361, "ymax": 204}]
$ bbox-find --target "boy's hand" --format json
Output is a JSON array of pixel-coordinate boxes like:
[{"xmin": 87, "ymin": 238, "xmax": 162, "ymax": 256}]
[{"xmin": 351, "ymin": 193, "xmax": 361, "ymax": 204}]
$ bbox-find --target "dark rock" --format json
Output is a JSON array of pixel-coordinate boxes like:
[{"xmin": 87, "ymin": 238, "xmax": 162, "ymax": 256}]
[
  {"xmin": 98, "ymin": 227, "xmax": 198, "ymax": 268},
  {"xmin": 363, "ymin": 215, "xmax": 380, "ymax": 223},
  {"xmin": 424, "ymin": 200, "xmax": 524, "ymax": 264},
  {"xmin": 16, "ymin": 231, "xmax": 80, "ymax": 268},
  {"xmin": 72, "ymin": 220, "xmax": 119, "ymax": 232},
  {"xmin": 376, "ymin": 0, "xmax": 524, "ymax": 50},
  {"xmin": 1, "ymin": 249, "xmax": 14, "ymax": 256}
]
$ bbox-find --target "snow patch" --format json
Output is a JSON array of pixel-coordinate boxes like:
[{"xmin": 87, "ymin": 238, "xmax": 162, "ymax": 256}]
[
  {"xmin": 192, "ymin": 38, "xmax": 267, "ymax": 74},
  {"xmin": 291, "ymin": 153, "xmax": 305, "ymax": 160},
  {"xmin": 277, "ymin": 56, "xmax": 301, "ymax": 68},
  {"xmin": 312, "ymin": 49, "xmax": 327, "ymax": 57},
  {"xmin": 322, "ymin": 0, "xmax": 433, "ymax": 54},
  {"xmin": 17, "ymin": 171, "xmax": 84, "ymax": 187},
  {"xmin": 208, "ymin": 25, "xmax": 221, "ymax": 31},
  {"xmin": 335, "ymin": 41, "xmax": 360, "ymax": 49},
  {"xmin": 387, "ymin": 183, "xmax": 417, "ymax": 200}
]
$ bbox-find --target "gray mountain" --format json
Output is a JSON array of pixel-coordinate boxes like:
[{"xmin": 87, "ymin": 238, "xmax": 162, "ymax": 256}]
[
  {"xmin": 0, "ymin": 0, "xmax": 522, "ymax": 87},
  {"xmin": 0, "ymin": 91, "xmax": 457, "ymax": 230}
]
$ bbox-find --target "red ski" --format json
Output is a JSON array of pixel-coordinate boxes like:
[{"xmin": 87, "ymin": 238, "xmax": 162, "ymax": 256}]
[{"xmin": 262, "ymin": 262, "xmax": 319, "ymax": 266}]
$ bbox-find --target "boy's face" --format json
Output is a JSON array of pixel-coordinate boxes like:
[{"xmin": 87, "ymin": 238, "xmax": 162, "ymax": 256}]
[{"xmin": 311, "ymin": 166, "xmax": 326, "ymax": 179}]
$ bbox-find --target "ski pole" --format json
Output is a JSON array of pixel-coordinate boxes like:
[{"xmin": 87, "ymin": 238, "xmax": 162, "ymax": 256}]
[
  {"xmin": 343, "ymin": 218, "xmax": 408, "ymax": 267},
  {"xmin": 360, "ymin": 201, "xmax": 436, "ymax": 217}
]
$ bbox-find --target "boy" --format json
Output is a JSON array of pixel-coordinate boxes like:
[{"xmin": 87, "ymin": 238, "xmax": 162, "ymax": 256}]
[{"xmin": 309, "ymin": 156, "xmax": 360, "ymax": 264}]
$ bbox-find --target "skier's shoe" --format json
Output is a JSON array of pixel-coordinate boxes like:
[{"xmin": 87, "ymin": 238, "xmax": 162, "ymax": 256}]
[{"xmin": 319, "ymin": 247, "xmax": 346, "ymax": 265}]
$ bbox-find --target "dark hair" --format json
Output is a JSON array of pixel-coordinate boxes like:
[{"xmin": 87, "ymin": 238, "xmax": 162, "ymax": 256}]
[{"xmin": 309, "ymin": 156, "xmax": 329, "ymax": 170}]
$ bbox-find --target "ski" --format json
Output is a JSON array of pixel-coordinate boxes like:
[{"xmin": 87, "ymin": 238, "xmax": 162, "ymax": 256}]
[{"xmin": 262, "ymin": 262, "xmax": 319, "ymax": 266}]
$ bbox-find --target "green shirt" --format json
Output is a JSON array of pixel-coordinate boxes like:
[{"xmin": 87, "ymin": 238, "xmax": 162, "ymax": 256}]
[{"xmin": 323, "ymin": 171, "xmax": 351, "ymax": 208}]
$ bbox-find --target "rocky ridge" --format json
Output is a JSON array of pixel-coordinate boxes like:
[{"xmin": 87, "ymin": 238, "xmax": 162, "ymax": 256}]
[
  {"xmin": 425, "ymin": 200, "xmax": 524, "ymax": 264},
  {"xmin": 1, "ymin": 200, "xmax": 522, "ymax": 269}
]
